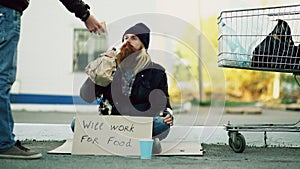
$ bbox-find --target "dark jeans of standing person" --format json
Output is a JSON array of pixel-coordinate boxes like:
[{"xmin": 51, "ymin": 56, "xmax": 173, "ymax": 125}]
[{"xmin": 0, "ymin": 6, "xmax": 42, "ymax": 159}]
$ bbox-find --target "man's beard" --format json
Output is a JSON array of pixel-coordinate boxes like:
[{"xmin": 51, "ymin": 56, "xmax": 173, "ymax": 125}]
[{"xmin": 116, "ymin": 42, "xmax": 139, "ymax": 65}]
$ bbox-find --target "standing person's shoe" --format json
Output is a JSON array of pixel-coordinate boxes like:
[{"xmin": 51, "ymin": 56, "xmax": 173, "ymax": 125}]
[{"xmin": 0, "ymin": 140, "xmax": 42, "ymax": 159}]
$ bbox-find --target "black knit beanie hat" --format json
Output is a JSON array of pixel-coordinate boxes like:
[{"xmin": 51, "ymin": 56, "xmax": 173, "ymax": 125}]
[{"xmin": 122, "ymin": 23, "xmax": 150, "ymax": 49}]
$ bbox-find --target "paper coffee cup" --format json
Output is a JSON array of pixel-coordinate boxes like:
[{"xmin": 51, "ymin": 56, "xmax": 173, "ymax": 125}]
[{"xmin": 139, "ymin": 139, "xmax": 153, "ymax": 159}]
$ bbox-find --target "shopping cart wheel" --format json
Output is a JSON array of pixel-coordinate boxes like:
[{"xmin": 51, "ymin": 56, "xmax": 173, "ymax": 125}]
[{"xmin": 228, "ymin": 133, "xmax": 246, "ymax": 153}]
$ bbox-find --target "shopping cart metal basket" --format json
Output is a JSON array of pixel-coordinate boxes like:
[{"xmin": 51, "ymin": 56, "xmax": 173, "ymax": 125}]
[{"xmin": 218, "ymin": 4, "xmax": 300, "ymax": 153}]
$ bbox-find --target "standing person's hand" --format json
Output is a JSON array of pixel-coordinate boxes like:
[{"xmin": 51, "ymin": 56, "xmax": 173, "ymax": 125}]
[{"xmin": 84, "ymin": 15, "xmax": 106, "ymax": 35}]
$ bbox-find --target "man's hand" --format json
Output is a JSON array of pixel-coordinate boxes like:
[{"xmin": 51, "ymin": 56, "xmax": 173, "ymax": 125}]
[
  {"xmin": 160, "ymin": 111, "xmax": 174, "ymax": 126},
  {"xmin": 100, "ymin": 48, "xmax": 117, "ymax": 58}
]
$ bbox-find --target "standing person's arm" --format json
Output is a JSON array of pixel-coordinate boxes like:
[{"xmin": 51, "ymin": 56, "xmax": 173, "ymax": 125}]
[{"xmin": 59, "ymin": 0, "xmax": 104, "ymax": 34}]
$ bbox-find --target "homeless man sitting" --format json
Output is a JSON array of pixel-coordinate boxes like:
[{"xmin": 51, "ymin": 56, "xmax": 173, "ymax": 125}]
[{"xmin": 74, "ymin": 23, "xmax": 174, "ymax": 153}]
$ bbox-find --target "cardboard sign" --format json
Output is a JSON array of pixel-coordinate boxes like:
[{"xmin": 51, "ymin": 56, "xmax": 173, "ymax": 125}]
[{"xmin": 72, "ymin": 115, "xmax": 153, "ymax": 156}]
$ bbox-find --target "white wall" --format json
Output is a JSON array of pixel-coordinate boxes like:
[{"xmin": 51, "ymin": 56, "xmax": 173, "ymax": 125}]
[
  {"xmin": 13, "ymin": 0, "xmax": 157, "ymax": 96},
  {"xmin": 14, "ymin": 0, "xmax": 298, "ymax": 97},
  {"xmin": 16, "ymin": 0, "xmax": 79, "ymax": 95}
]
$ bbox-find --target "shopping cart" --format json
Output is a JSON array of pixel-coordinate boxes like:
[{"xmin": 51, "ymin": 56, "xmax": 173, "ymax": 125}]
[
  {"xmin": 224, "ymin": 120, "xmax": 300, "ymax": 153},
  {"xmin": 218, "ymin": 4, "xmax": 300, "ymax": 153}
]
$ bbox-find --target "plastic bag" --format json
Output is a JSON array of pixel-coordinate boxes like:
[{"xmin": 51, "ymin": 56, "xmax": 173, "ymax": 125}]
[{"xmin": 85, "ymin": 49, "xmax": 117, "ymax": 87}]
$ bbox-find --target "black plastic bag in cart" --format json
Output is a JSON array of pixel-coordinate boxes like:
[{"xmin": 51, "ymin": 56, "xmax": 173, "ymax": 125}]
[{"xmin": 252, "ymin": 19, "xmax": 300, "ymax": 70}]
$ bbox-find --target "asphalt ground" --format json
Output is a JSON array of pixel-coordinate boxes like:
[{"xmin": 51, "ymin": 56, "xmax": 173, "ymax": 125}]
[
  {"xmin": 1, "ymin": 141, "xmax": 299, "ymax": 169},
  {"xmin": 12, "ymin": 105, "xmax": 300, "ymax": 125}
]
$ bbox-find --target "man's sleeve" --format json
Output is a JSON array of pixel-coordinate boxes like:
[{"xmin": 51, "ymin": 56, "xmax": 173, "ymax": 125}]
[{"xmin": 59, "ymin": 0, "xmax": 90, "ymax": 21}]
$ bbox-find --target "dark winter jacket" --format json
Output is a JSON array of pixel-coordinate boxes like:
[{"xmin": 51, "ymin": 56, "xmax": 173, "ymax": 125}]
[
  {"xmin": 94, "ymin": 62, "xmax": 172, "ymax": 117},
  {"xmin": 0, "ymin": 0, "xmax": 29, "ymax": 14},
  {"xmin": 0, "ymin": 0, "xmax": 90, "ymax": 21}
]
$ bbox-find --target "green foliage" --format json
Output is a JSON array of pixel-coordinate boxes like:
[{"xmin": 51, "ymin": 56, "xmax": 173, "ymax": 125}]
[{"xmin": 280, "ymin": 74, "xmax": 300, "ymax": 103}]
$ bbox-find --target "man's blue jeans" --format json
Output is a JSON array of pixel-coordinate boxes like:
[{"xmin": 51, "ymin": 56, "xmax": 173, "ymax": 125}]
[
  {"xmin": 152, "ymin": 116, "xmax": 170, "ymax": 140},
  {"xmin": 0, "ymin": 6, "xmax": 21, "ymax": 152}
]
